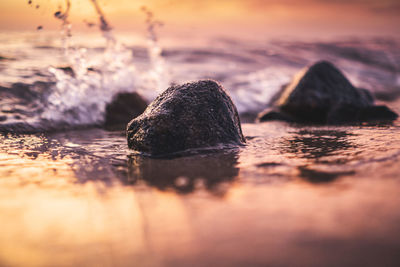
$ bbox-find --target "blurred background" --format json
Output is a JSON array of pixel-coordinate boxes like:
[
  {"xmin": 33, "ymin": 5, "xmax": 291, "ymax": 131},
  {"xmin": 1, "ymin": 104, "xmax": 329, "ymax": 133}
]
[{"xmin": 1, "ymin": 0, "xmax": 399, "ymax": 38}]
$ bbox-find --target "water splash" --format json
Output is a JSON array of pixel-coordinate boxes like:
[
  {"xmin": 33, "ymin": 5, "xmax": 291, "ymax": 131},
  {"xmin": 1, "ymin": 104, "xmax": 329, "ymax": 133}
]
[
  {"xmin": 141, "ymin": 6, "xmax": 169, "ymax": 94},
  {"xmin": 89, "ymin": 0, "xmax": 115, "ymax": 45},
  {"xmin": 228, "ymin": 67, "xmax": 295, "ymax": 113},
  {"xmin": 41, "ymin": 3, "xmax": 169, "ymax": 127},
  {"xmin": 54, "ymin": 0, "xmax": 72, "ymax": 51}
]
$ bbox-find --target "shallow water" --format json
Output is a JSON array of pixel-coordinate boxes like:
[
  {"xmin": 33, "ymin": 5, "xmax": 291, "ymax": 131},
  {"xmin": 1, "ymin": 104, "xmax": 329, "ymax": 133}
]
[
  {"xmin": 1, "ymin": 29, "xmax": 400, "ymax": 266},
  {"xmin": 1, "ymin": 118, "xmax": 400, "ymax": 266}
]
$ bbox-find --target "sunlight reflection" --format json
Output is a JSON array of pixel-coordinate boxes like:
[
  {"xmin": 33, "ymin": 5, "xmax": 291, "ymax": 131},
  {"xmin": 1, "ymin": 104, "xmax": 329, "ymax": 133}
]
[
  {"xmin": 2, "ymin": 173, "xmax": 400, "ymax": 266},
  {"xmin": 1, "ymin": 122, "xmax": 400, "ymax": 266}
]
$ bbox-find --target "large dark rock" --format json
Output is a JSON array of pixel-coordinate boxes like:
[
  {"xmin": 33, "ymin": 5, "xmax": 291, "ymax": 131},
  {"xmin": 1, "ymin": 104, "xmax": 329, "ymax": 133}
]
[
  {"xmin": 104, "ymin": 92, "xmax": 147, "ymax": 130},
  {"xmin": 258, "ymin": 61, "xmax": 398, "ymax": 124},
  {"xmin": 127, "ymin": 80, "xmax": 245, "ymax": 156}
]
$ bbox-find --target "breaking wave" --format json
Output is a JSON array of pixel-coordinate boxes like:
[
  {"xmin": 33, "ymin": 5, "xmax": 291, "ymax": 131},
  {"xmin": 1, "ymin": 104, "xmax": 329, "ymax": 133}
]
[{"xmin": 41, "ymin": 1, "xmax": 169, "ymax": 127}]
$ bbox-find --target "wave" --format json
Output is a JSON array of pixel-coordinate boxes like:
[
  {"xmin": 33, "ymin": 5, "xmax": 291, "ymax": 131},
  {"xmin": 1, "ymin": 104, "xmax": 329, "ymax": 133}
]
[{"xmin": 1, "ymin": 2, "xmax": 399, "ymax": 133}]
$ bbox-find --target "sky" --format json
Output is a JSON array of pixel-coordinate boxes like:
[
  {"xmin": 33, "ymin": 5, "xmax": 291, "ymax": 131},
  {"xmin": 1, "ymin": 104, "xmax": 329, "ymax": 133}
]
[{"xmin": 0, "ymin": 0, "xmax": 399, "ymax": 38}]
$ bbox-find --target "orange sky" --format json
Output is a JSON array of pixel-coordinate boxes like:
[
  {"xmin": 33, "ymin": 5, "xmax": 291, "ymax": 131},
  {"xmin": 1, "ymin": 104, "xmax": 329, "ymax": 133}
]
[{"xmin": 0, "ymin": 0, "xmax": 399, "ymax": 38}]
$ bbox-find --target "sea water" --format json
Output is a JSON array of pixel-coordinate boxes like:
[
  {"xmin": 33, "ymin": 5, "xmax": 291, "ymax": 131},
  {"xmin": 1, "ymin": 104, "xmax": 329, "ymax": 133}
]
[{"xmin": 1, "ymin": 4, "xmax": 400, "ymax": 267}]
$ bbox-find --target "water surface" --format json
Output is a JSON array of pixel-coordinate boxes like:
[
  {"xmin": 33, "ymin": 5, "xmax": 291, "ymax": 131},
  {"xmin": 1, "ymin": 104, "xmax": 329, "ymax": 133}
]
[{"xmin": 1, "ymin": 31, "xmax": 400, "ymax": 266}]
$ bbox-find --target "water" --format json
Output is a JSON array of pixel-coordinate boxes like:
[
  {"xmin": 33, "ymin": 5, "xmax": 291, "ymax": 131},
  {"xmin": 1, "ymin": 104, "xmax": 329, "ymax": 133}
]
[
  {"xmin": 1, "ymin": 122, "xmax": 400, "ymax": 266},
  {"xmin": 1, "ymin": 11, "xmax": 400, "ymax": 267}
]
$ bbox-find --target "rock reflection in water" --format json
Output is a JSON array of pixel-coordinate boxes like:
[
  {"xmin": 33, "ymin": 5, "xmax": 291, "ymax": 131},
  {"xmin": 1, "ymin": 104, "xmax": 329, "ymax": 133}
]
[
  {"xmin": 127, "ymin": 150, "xmax": 240, "ymax": 195},
  {"xmin": 283, "ymin": 129, "xmax": 355, "ymax": 160},
  {"xmin": 1, "ymin": 131, "xmax": 240, "ymax": 194},
  {"xmin": 281, "ymin": 129, "xmax": 357, "ymax": 183},
  {"xmin": 298, "ymin": 166, "xmax": 356, "ymax": 184}
]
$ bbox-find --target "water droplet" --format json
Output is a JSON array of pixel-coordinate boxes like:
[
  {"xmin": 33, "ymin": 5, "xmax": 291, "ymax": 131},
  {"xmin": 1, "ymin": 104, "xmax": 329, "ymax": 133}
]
[{"xmin": 54, "ymin": 11, "xmax": 62, "ymax": 18}]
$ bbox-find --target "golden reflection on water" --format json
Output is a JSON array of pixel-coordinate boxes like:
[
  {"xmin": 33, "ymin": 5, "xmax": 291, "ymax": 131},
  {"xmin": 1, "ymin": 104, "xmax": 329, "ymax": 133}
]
[
  {"xmin": 0, "ymin": 173, "xmax": 192, "ymax": 266},
  {"xmin": 1, "ymin": 161, "xmax": 400, "ymax": 266},
  {"xmin": 1, "ymin": 125, "xmax": 400, "ymax": 266}
]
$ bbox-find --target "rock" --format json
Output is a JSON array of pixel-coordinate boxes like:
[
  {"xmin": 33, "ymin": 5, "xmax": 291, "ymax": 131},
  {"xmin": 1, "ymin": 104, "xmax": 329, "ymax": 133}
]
[
  {"xmin": 257, "ymin": 61, "xmax": 398, "ymax": 124},
  {"xmin": 326, "ymin": 104, "xmax": 360, "ymax": 124},
  {"xmin": 104, "ymin": 92, "xmax": 147, "ymax": 130},
  {"xmin": 127, "ymin": 80, "xmax": 245, "ymax": 156},
  {"xmin": 358, "ymin": 105, "xmax": 398, "ymax": 122},
  {"xmin": 257, "ymin": 108, "xmax": 294, "ymax": 123}
]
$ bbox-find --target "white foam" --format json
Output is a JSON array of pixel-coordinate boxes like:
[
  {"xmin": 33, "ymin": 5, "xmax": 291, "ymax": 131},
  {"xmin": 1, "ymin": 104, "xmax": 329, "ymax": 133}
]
[
  {"xmin": 229, "ymin": 67, "xmax": 295, "ymax": 113},
  {"xmin": 41, "ymin": 3, "xmax": 169, "ymax": 126}
]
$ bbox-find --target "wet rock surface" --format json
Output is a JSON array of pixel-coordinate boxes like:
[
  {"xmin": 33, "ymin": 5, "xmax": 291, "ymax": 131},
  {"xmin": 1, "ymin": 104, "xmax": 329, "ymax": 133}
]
[
  {"xmin": 258, "ymin": 61, "xmax": 398, "ymax": 124},
  {"xmin": 127, "ymin": 80, "xmax": 245, "ymax": 156},
  {"xmin": 104, "ymin": 92, "xmax": 148, "ymax": 131}
]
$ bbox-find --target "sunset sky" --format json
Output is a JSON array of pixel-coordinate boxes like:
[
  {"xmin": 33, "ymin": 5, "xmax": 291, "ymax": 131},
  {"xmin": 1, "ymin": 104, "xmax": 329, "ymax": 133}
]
[{"xmin": 0, "ymin": 0, "xmax": 399, "ymax": 38}]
